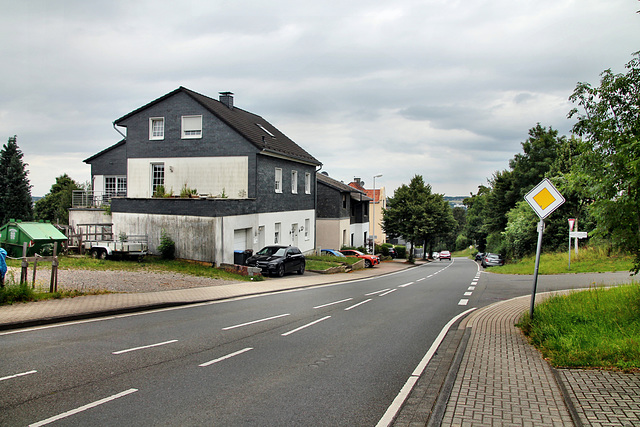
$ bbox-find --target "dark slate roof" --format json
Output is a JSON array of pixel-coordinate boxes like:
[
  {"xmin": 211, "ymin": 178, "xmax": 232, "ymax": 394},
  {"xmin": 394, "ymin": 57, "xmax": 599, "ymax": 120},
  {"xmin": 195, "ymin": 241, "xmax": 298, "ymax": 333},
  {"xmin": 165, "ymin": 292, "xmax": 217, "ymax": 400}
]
[
  {"xmin": 317, "ymin": 173, "xmax": 372, "ymax": 201},
  {"xmin": 114, "ymin": 87, "xmax": 321, "ymax": 166},
  {"xmin": 83, "ymin": 139, "xmax": 126, "ymax": 163}
]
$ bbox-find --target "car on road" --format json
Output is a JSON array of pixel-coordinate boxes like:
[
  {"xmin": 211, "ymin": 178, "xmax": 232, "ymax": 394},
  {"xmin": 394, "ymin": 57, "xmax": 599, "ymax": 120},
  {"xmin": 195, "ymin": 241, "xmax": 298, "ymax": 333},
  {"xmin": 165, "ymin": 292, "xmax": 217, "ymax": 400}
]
[
  {"xmin": 339, "ymin": 249, "xmax": 380, "ymax": 268},
  {"xmin": 439, "ymin": 250, "xmax": 451, "ymax": 260},
  {"xmin": 474, "ymin": 252, "xmax": 485, "ymax": 262},
  {"xmin": 431, "ymin": 252, "xmax": 440, "ymax": 260},
  {"xmin": 245, "ymin": 245, "xmax": 305, "ymax": 277},
  {"xmin": 481, "ymin": 253, "xmax": 505, "ymax": 268},
  {"xmin": 320, "ymin": 249, "xmax": 346, "ymax": 257}
]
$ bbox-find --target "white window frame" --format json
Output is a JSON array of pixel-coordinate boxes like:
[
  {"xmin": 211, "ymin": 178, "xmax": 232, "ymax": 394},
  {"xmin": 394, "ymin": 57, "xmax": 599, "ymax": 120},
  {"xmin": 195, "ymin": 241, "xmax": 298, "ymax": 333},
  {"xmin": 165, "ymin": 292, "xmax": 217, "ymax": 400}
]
[
  {"xmin": 149, "ymin": 117, "xmax": 164, "ymax": 140},
  {"xmin": 181, "ymin": 115, "xmax": 203, "ymax": 139},
  {"xmin": 305, "ymin": 218, "xmax": 310, "ymax": 240},
  {"xmin": 274, "ymin": 222, "xmax": 281, "ymax": 244},
  {"xmin": 275, "ymin": 168, "xmax": 282, "ymax": 193},
  {"xmin": 305, "ymin": 172, "xmax": 311, "ymax": 194},
  {"xmin": 151, "ymin": 163, "xmax": 165, "ymax": 195},
  {"xmin": 291, "ymin": 170, "xmax": 298, "ymax": 194}
]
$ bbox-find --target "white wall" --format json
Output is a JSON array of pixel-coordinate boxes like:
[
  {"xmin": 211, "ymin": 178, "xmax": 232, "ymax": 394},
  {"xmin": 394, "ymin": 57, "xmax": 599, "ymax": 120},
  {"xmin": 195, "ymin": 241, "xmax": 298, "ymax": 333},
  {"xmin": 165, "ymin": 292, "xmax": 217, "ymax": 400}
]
[
  {"xmin": 127, "ymin": 157, "xmax": 248, "ymax": 198},
  {"xmin": 111, "ymin": 208, "xmax": 316, "ymax": 264},
  {"xmin": 350, "ymin": 222, "xmax": 369, "ymax": 248}
]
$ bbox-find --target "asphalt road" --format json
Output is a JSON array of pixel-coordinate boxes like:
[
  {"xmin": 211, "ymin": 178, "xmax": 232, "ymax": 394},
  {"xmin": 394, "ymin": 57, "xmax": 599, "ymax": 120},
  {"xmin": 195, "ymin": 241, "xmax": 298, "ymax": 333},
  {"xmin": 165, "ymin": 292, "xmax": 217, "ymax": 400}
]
[{"xmin": 1, "ymin": 258, "xmax": 626, "ymax": 426}]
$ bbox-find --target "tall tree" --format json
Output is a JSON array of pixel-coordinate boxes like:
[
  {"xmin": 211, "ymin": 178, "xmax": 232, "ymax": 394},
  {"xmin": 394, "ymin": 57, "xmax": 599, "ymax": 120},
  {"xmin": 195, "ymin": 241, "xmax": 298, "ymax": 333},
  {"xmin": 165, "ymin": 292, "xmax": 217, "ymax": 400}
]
[
  {"xmin": 35, "ymin": 174, "xmax": 80, "ymax": 224},
  {"xmin": 0, "ymin": 136, "xmax": 33, "ymax": 224},
  {"xmin": 381, "ymin": 175, "xmax": 432, "ymax": 262},
  {"xmin": 568, "ymin": 52, "xmax": 640, "ymax": 273}
]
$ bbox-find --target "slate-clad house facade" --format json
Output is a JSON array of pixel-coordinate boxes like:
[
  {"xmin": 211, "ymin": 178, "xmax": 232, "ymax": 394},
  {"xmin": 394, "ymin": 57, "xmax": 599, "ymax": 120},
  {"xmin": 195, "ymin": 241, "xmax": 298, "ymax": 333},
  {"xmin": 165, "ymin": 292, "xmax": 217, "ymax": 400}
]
[
  {"xmin": 316, "ymin": 172, "xmax": 370, "ymax": 250},
  {"xmin": 80, "ymin": 87, "xmax": 321, "ymax": 265}
]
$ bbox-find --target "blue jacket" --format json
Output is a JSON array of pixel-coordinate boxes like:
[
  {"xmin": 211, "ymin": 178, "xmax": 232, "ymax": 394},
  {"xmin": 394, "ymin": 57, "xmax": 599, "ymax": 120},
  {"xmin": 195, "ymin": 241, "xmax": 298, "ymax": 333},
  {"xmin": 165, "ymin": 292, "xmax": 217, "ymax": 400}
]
[{"xmin": 0, "ymin": 248, "xmax": 6, "ymax": 279}]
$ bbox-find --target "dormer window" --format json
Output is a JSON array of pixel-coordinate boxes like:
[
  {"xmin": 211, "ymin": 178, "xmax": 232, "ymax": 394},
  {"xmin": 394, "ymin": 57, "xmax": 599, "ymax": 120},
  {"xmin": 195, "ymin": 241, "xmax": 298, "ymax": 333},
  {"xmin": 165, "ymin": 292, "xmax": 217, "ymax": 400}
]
[
  {"xmin": 149, "ymin": 117, "xmax": 164, "ymax": 140},
  {"xmin": 182, "ymin": 115, "xmax": 202, "ymax": 139}
]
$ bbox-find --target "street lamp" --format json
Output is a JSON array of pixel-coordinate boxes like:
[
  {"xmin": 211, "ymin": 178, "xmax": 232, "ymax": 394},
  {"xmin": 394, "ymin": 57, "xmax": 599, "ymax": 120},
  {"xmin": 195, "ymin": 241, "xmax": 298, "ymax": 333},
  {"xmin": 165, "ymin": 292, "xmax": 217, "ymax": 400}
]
[{"xmin": 372, "ymin": 174, "xmax": 382, "ymax": 254}]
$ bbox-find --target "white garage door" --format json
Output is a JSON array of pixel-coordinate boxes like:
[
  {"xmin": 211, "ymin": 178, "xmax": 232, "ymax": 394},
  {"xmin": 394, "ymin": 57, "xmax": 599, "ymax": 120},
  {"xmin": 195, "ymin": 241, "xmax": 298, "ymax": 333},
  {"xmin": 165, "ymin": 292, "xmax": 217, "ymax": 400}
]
[{"xmin": 233, "ymin": 229, "xmax": 248, "ymax": 251}]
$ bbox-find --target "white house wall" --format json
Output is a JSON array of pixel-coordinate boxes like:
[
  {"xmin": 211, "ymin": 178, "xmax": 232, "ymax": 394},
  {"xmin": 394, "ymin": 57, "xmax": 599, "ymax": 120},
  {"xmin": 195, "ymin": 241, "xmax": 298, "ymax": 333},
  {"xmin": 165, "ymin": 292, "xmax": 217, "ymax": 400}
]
[
  {"xmin": 112, "ymin": 208, "xmax": 315, "ymax": 265},
  {"xmin": 350, "ymin": 222, "xmax": 369, "ymax": 248},
  {"xmin": 127, "ymin": 157, "xmax": 248, "ymax": 198}
]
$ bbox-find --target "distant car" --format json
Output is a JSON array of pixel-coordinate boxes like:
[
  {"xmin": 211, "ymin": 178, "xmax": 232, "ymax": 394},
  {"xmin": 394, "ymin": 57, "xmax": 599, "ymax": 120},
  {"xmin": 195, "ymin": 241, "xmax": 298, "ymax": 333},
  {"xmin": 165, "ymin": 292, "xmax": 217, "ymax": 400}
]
[
  {"xmin": 321, "ymin": 249, "xmax": 346, "ymax": 257},
  {"xmin": 481, "ymin": 253, "xmax": 505, "ymax": 268},
  {"xmin": 388, "ymin": 247, "xmax": 398, "ymax": 258},
  {"xmin": 245, "ymin": 245, "xmax": 305, "ymax": 277},
  {"xmin": 439, "ymin": 250, "xmax": 451, "ymax": 260},
  {"xmin": 431, "ymin": 252, "xmax": 440, "ymax": 260},
  {"xmin": 474, "ymin": 252, "xmax": 485, "ymax": 262},
  {"xmin": 340, "ymin": 249, "xmax": 380, "ymax": 268}
]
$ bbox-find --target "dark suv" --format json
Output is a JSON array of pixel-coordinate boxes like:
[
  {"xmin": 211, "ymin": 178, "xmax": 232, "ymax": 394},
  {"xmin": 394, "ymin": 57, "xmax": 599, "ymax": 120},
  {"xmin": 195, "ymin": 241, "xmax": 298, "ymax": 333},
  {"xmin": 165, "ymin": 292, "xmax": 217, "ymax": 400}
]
[{"xmin": 246, "ymin": 245, "xmax": 305, "ymax": 277}]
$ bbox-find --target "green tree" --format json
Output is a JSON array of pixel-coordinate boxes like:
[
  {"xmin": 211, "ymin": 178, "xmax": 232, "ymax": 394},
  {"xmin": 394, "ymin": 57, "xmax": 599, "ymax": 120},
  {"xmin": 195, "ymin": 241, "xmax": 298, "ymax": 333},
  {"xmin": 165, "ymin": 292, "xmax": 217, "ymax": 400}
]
[
  {"xmin": 568, "ymin": 52, "xmax": 640, "ymax": 273},
  {"xmin": 382, "ymin": 175, "xmax": 442, "ymax": 262},
  {"xmin": 0, "ymin": 136, "xmax": 33, "ymax": 224},
  {"xmin": 34, "ymin": 174, "xmax": 80, "ymax": 225}
]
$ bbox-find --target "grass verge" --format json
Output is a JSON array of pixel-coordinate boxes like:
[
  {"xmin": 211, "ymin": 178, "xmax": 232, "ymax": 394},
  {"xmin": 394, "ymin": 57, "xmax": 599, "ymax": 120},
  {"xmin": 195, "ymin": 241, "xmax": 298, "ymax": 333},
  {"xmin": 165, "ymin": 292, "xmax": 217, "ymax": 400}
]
[
  {"xmin": 0, "ymin": 274, "xmax": 109, "ymax": 305},
  {"xmin": 482, "ymin": 247, "xmax": 634, "ymax": 275},
  {"xmin": 305, "ymin": 255, "xmax": 360, "ymax": 271},
  {"xmin": 517, "ymin": 283, "xmax": 640, "ymax": 371}
]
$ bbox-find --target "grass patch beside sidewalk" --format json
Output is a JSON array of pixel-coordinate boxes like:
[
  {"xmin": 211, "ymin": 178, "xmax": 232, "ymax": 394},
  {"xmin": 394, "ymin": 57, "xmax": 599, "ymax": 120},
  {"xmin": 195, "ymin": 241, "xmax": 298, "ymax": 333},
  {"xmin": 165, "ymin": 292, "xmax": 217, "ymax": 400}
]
[{"xmin": 518, "ymin": 283, "xmax": 640, "ymax": 371}]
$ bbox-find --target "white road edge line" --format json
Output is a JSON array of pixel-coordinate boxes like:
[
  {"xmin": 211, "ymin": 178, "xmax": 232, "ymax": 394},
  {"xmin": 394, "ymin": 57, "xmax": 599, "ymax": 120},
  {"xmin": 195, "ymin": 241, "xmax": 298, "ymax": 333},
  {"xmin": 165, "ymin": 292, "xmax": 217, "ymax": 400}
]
[
  {"xmin": 0, "ymin": 370, "xmax": 37, "ymax": 382},
  {"xmin": 29, "ymin": 388, "xmax": 138, "ymax": 427},
  {"xmin": 222, "ymin": 313, "xmax": 290, "ymax": 330},
  {"xmin": 281, "ymin": 316, "xmax": 331, "ymax": 336},
  {"xmin": 344, "ymin": 299, "xmax": 372, "ymax": 311},
  {"xmin": 379, "ymin": 289, "xmax": 397, "ymax": 297},
  {"xmin": 376, "ymin": 307, "xmax": 476, "ymax": 427},
  {"xmin": 313, "ymin": 298, "xmax": 353, "ymax": 309},
  {"xmin": 112, "ymin": 339, "xmax": 178, "ymax": 355},
  {"xmin": 398, "ymin": 282, "xmax": 414, "ymax": 288},
  {"xmin": 458, "ymin": 299, "xmax": 469, "ymax": 306},
  {"xmin": 199, "ymin": 347, "xmax": 254, "ymax": 367}
]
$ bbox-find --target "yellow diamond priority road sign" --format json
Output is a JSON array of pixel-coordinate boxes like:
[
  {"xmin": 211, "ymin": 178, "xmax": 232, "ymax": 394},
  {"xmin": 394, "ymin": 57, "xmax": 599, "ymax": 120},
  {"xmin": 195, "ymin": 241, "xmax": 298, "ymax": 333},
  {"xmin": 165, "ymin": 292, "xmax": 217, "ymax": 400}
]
[{"xmin": 525, "ymin": 178, "xmax": 565, "ymax": 219}]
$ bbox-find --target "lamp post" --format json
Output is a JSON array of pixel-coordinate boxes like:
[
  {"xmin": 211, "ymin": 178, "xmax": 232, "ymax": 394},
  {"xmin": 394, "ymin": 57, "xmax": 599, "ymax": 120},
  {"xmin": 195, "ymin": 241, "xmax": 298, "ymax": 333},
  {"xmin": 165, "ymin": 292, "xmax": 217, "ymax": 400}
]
[{"xmin": 372, "ymin": 174, "xmax": 382, "ymax": 254}]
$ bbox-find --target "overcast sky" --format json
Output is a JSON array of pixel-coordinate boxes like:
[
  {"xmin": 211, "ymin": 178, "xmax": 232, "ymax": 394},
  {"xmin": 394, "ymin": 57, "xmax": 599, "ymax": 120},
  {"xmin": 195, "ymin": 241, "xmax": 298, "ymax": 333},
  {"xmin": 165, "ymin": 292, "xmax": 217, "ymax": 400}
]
[{"xmin": 1, "ymin": 0, "xmax": 638, "ymax": 198}]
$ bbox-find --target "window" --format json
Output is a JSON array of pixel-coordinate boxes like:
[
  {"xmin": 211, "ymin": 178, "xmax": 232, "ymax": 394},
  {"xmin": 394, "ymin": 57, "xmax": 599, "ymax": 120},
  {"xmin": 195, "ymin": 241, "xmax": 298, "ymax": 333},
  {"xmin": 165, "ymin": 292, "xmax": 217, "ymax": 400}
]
[
  {"xmin": 274, "ymin": 222, "xmax": 281, "ymax": 244},
  {"xmin": 152, "ymin": 163, "xmax": 165, "ymax": 195},
  {"xmin": 104, "ymin": 176, "xmax": 127, "ymax": 201},
  {"xmin": 305, "ymin": 172, "xmax": 311, "ymax": 194},
  {"xmin": 256, "ymin": 123, "xmax": 275, "ymax": 137},
  {"xmin": 275, "ymin": 168, "xmax": 282, "ymax": 193},
  {"xmin": 342, "ymin": 194, "xmax": 347, "ymax": 209},
  {"xmin": 149, "ymin": 118, "xmax": 164, "ymax": 140},
  {"xmin": 291, "ymin": 170, "xmax": 298, "ymax": 194},
  {"xmin": 182, "ymin": 115, "xmax": 202, "ymax": 139},
  {"xmin": 305, "ymin": 218, "xmax": 310, "ymax": 240}
]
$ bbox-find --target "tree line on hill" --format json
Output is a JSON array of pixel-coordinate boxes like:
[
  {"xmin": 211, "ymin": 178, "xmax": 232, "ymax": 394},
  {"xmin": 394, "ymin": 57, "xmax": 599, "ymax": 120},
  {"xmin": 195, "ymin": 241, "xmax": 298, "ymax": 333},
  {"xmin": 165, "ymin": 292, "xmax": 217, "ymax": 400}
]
[{"xmin": 383, "ymin": 52, "xmax": 640, "ymax": 273}]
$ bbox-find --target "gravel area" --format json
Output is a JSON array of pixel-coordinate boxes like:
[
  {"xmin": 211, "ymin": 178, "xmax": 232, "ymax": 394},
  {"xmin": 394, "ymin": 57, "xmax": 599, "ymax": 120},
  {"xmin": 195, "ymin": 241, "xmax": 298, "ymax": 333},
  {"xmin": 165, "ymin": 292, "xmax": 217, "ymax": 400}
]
[{"xmin": 5, "ymin": 267, "xmax": 243, "ymax": 293}]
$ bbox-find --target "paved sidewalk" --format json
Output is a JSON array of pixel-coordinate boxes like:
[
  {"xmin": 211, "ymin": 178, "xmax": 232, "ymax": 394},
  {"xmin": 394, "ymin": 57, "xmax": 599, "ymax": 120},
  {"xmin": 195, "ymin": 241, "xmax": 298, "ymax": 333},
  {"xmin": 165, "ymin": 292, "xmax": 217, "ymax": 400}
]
[{"xmin": 0, "ymin": 259, "xmax": 413, "ymax": 331}]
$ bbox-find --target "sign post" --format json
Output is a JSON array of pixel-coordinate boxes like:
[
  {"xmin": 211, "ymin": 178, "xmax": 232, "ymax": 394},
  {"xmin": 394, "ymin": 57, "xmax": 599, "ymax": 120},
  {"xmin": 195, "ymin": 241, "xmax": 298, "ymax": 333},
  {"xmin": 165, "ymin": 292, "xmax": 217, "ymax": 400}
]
[
  {"xmin": 524, "ymin": 179, "xmax": 565, "ymax": 319},
  {"xmin": 568, "ymin": 218, "xmax": 575, "ymax": 269}
]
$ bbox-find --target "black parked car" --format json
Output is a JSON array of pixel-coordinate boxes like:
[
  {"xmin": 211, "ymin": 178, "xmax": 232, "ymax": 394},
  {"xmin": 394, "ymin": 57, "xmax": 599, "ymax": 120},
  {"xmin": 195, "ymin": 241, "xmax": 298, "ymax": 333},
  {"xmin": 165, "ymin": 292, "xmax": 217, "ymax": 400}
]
[
  {"xmin": 474, "ymin": 252, "xmax": 485, "ymax": 262},
  {"xmin": 245, "ymin": 245, "xmax": 305, "ymax": 277}
]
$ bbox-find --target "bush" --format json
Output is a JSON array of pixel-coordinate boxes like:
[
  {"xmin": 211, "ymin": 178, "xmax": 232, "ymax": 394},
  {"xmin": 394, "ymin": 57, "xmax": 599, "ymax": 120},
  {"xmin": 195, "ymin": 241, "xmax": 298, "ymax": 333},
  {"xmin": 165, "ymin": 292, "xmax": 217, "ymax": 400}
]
[
  {"xmin": 158, "ymin": 230, "xmax": 176, "ymax": 260},
  {"xmin": 395, "ymin": 245, "xmax": 406, "ymax": 259},
  {"xmin": 0, "ymin": 280, "xmax": 35, "ymax": 304}
]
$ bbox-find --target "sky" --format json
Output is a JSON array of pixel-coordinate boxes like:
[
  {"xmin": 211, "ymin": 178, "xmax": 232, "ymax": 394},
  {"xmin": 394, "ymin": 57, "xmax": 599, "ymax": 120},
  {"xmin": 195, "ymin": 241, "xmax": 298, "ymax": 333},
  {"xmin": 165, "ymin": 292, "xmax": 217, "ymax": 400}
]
[{"xmin": 1, "ymin": 0, "xmax": 638, "ymax": 198}]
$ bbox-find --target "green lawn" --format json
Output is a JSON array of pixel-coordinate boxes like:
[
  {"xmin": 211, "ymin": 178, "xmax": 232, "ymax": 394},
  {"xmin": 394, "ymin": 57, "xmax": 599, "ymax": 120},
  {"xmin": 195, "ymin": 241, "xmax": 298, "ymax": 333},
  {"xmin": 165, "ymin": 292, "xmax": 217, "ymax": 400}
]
[
  {"xmin": 478, "ymin": 247, "xmax": 634, "ymax": 275},
  {"xmin": 518, "ymin": 283, "xmax": 640, "ymax": 371}
]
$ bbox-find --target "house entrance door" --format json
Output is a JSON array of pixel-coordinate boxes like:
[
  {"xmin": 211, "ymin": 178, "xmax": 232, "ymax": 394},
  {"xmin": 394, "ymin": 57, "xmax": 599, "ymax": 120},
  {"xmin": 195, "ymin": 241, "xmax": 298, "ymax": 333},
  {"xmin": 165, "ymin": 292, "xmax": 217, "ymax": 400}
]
[{"xmin": 291, "ymin": 223, "xmax": 298, "ymax": 247}]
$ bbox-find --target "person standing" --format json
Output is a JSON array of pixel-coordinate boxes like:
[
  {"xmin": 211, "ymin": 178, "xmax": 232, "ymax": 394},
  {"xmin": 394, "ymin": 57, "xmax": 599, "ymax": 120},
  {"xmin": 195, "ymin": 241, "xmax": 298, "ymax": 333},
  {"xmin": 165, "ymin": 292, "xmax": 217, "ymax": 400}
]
[{"xmin": 0, "ymin": 247, "xmax": 7, "ymax": 287}]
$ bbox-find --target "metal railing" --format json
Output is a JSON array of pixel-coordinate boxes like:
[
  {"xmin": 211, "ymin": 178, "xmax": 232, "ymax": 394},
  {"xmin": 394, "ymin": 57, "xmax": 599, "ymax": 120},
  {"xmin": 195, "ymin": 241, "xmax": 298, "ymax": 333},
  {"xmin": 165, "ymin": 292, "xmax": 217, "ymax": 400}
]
[{"xmin": 72, "ymin": 190, "xmax": 125, "ymax": 208}]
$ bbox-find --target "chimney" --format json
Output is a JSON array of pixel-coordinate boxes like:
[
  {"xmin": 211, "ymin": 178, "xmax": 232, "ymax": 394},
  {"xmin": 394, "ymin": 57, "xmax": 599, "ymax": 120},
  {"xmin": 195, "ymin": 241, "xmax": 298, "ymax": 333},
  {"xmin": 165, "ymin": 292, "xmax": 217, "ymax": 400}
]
[{"xmin": 219, "ymin": 92, "xmax": 234, "ymax": 109}]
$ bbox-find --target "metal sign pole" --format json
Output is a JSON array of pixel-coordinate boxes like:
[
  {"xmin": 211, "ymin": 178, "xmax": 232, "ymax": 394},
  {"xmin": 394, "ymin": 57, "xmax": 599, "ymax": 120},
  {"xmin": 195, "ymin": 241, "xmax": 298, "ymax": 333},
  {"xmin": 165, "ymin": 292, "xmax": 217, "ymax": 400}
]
[{"xmin": 529, "ymin": 219, "xmax": 545, "ymax": 319}]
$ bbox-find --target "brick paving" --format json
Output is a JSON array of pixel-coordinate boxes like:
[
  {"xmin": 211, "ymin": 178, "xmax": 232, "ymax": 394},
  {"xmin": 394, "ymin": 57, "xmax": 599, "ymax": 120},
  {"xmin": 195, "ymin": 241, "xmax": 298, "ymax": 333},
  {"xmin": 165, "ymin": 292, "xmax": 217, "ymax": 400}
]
[
  {"xmin": 441, "ymin": 297, "xmax": 575, "ymax": 426},
  {"xmin": 558, "ymin": 369, "xmax": 640, "ymax": 426}
]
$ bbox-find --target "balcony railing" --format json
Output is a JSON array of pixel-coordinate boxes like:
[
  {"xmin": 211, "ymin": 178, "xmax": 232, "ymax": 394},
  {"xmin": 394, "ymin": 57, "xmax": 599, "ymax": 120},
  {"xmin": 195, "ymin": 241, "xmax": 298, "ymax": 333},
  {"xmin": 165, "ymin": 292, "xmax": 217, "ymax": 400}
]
[{"xmin": 72, "ymin": 190, "xmax": 125, "ymax": 208}]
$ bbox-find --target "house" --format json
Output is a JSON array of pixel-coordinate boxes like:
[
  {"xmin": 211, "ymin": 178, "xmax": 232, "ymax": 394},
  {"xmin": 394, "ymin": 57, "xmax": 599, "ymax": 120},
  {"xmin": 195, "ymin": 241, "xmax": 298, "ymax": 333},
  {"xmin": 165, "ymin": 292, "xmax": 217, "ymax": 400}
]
[
  {"xmin": 73, "ymin": 87, "xmax": 321, "ymax": 265},
  {"xmin": 316, "ymin": 172, "xmax": 370, "ymax": 250},
  {"xmin": 349, "ymin": 178, "xmax": 387, "ymax": 247}
]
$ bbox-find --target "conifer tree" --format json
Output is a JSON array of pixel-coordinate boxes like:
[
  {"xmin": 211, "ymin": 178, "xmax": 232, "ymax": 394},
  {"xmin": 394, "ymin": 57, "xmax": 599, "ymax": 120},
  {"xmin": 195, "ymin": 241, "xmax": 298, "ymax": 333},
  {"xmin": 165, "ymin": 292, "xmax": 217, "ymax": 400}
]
[{"xmin": 0, "ymin": 136, "xmax": 34, "ymax": 224}]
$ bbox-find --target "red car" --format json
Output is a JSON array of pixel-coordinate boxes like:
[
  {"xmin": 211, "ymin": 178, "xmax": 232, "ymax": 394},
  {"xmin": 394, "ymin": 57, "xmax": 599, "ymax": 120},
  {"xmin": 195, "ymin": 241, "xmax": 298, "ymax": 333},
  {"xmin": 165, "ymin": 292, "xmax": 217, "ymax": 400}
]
[{"xmin": 340, "ymin": 249, "xmax": 380, "ymax": 268}]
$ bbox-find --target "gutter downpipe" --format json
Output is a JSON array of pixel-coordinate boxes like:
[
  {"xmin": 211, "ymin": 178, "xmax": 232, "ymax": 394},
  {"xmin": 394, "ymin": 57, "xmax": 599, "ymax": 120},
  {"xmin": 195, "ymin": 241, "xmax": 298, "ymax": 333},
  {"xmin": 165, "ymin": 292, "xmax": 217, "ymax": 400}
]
[
  {"xmin": 113, "ymin": 122, "xmax": 126, "ymax": 139},
  {"xmin": 315, "ymin": 164, "xmax": 323, "ymax": 255}
]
